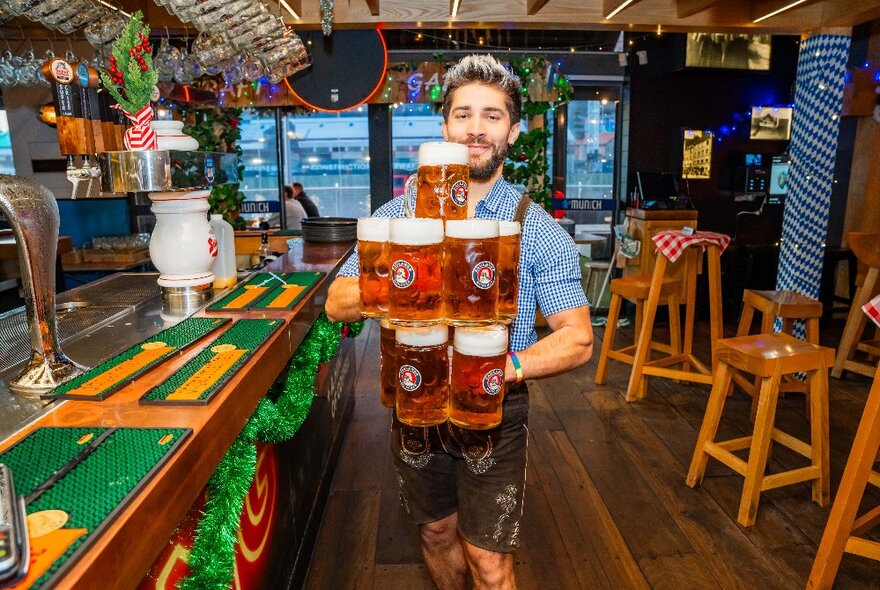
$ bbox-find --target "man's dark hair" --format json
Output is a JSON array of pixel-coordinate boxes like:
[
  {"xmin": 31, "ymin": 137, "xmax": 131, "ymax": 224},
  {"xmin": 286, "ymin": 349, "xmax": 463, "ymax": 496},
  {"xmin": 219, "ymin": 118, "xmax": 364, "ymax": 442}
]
[
  {"xmin": 292, "ymin": 182, "xmax": 303, "ymax": 191},
  {"xmin": 441, "ymin": 54, "xmax": 522, "ymax": 126}
]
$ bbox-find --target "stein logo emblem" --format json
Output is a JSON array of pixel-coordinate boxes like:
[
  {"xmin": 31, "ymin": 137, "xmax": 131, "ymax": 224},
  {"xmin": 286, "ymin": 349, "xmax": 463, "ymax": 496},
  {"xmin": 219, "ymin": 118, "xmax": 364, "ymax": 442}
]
[
  {"xmin": 483, "ymin": 369, "xmax": 504, "ymax": 395},
  {"xmin": 450, "ymin": 180, "xmax": 468, "ymax": 207},
  {"xmin": 399, "ymin": 365, "xmax": 422, "ymax": 392},
  {"xmin": 472, "ymin": 261, "xmax": 496, "ymax": 290},
  {"xmin": 391, "ymin": 260, "xmax": 416, "ymax": 289}
]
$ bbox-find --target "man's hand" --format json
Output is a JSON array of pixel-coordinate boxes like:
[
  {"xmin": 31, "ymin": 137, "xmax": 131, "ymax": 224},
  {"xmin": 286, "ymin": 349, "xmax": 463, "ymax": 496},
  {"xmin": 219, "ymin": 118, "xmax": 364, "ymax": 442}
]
[
  {"xmin": 325, "ymin": 276, "xmax": 364, "ymax": 323},
  {"xmin": 504, "ymin": 305, "xmax": 594, "ymax": 383}
]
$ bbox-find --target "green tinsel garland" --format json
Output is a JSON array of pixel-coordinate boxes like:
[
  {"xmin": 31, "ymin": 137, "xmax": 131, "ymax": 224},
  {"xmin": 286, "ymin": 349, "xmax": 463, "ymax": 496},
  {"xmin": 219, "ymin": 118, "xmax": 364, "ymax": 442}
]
[{"xmin": 179, "ymin": 314, "xmax": 362, "ymax": 590}]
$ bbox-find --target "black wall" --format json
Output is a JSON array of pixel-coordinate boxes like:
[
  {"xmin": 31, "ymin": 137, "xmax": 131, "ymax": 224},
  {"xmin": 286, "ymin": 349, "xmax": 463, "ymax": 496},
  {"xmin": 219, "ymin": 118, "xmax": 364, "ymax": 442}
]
[{"xmin": 626, "ymin": 34, "xmax": 800, "ymax": 234}]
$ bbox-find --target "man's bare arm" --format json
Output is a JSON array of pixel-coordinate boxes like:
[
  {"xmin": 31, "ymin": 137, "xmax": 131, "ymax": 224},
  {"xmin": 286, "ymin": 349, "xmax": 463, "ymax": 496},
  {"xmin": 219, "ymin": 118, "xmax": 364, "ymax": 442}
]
[
  {"xmin": 325, "ymin": 276, "xmax": 363, "ymax": 323},
  {"xmin": 504, "ymin": 305, "xmax": 594, "ymax": 383}
]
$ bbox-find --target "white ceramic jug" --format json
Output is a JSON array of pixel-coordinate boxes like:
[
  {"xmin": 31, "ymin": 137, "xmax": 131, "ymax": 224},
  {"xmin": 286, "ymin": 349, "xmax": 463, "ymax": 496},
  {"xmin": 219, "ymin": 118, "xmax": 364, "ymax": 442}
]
[{"xmin": 150, "ymin": 195, "xmax": 217, "ymax": 288}]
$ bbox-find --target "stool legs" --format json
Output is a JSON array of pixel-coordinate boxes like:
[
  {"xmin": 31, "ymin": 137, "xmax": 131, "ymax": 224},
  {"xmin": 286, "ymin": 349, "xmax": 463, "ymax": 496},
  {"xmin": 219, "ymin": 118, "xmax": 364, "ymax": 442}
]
[
  {"xmin": 808, "ymin": 367, "xmax": 880, "ymax": 589},
  {"xmin": 832, "ymin": 266, "xmax": 879, "ymax": 378},
  {"xmin": 627, "ymin": 256, "xmax": 668, "ymax": 401},
  {"xmin": 686, "ymin": 361, "xmax": 733, "ymax": 488},
  {"xmin": 595, "ymin": 292, "xmax": 622, "ymax": 385},
  {"xmin": 809, "ymin": 365, "xmax": 830, "ymax": 506},
  {"xmin": 738, "ymin": 365, "xmax": 782, "ymax": 527}
]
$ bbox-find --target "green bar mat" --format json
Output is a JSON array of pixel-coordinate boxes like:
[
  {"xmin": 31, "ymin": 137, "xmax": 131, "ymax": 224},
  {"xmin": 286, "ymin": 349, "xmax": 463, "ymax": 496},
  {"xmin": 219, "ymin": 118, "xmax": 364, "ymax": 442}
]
[
  {"xmin": 206, "ymin": 272, "xmax": 294, "ymax": 312},
  {"xmin": 140, "ymin": 318, "xmax": 285, "ymax": 405},
  {"xmin": 0, "ymin": 427, "xmax": 108, "ymax": 498},
  {"xmin": 250, "ymin": 271, "xmax": 324, "ymax": 310},
  {"xmin": 45, "ymin": 317, "xmax": 231, "ymax": 401},
  {"xmin": 2, "ymin": 427, "xmax": 190, "ymax": 589}
]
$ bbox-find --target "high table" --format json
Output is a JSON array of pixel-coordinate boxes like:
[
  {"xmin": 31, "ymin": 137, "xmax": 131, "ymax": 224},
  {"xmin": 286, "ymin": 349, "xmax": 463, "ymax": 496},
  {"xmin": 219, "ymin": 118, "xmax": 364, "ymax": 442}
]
[{"xmin": 0, "ymin": 240, "xmax": 356, "ymax": 589}]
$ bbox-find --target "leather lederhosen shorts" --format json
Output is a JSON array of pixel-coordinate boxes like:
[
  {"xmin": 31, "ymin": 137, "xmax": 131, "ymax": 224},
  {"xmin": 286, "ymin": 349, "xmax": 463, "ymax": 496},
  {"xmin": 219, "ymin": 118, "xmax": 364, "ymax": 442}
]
[{"xmin": 390, "ymin": 382, "xmax": 529, "ymax": 553}]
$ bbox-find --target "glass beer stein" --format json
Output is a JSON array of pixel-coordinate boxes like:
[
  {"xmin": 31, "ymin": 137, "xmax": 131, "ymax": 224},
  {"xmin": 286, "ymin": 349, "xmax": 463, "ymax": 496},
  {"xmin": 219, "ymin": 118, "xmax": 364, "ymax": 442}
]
[
  {"xmin": 416, "ymin": 141, "xmax": 469, "ymax": 220},
  {"xmin": 449, "ymin": 325, "xmax": 509, "ymax": 429},
  {"xmin": 357, "ymin": 217, "xmax": 390, "ymax": 318},
  {"xmin": 497, "ymin": 221, "xmax": 521, "ymax": 323},
  {"xmin": 443, "ymin": 219, "xmax": 499, "ymax": 327},
  {"xmin": 395, "ymin": 325, "xmax": 449, "ymax": 426},
  {"xmin": 379, "ymin": 318, "xmax": 396, "ymax": 408},
  {"xmin": 387, "ymin": 218, "xmax": 444, "ymax": 327}
]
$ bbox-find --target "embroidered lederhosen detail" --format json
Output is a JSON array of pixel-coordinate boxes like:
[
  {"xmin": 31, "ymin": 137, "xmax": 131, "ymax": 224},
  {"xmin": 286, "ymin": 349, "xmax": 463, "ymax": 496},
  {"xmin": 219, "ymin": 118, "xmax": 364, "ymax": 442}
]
[
  {"xmin": 493, "ymin": 484, "xmax": 520, "ymax": 545},
  {"xmin": 447, "ymin": 422, "xmax": 497, "ymax": 475},
  {"xmin": 398, "ymin": 424, "xmax": 432, "ymax": 469}
]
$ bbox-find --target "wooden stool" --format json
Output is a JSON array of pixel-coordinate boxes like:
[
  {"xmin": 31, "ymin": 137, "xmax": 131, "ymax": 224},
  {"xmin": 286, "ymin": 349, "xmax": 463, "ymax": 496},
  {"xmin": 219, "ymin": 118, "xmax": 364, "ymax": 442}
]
[
  {"xmin": 734, "ymin": 289, "xmax": 823, "ymax": 419},
  {"xmin": 807, "ymin": 365, "xmax": 880, "ymax": 589},
  {"xmin": 832, "ymin": 232, "xmax": 880, "ymax": 379},
  {"xmin": 627, "ymin": 234, "xmax": 727, "ymax": 401},
  {"xmin": 595, "ymin": 274, "xmax": 682, "ymax": 397},
  {"xmin": 686, "ymin": 333, "xmax": 834, "ymax": 527}
]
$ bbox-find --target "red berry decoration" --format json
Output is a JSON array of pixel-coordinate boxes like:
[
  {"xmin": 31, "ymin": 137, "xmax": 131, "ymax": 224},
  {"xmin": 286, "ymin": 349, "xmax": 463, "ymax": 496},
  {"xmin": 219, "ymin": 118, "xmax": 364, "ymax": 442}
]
[{"xmin": 518, "ymin": 153, "xmax": 527, "ymax": 161}]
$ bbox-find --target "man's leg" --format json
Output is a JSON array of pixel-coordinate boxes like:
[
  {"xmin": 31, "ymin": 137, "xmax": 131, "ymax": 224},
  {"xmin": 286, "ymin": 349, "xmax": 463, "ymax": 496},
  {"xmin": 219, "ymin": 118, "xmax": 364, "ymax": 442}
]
[
  {"xmin": 462, "ymin": 540, "xmax": 516, "ymax": 590},
  {"xmin": 419, "ymin": 513, "xmax": 468, "ymax": 590}
]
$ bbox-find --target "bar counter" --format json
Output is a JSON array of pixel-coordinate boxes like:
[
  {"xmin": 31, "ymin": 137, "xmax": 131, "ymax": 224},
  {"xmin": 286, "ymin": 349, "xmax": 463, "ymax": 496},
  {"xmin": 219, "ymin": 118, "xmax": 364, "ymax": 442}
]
[{"xmin": 0, "ymin": 239, "xmax": 355, "ymax": 589}]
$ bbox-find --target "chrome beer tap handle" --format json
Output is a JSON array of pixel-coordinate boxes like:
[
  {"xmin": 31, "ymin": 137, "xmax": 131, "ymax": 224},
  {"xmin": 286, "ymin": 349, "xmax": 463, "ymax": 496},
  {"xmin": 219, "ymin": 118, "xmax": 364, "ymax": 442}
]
[{"xmin": 0, "ymin": 175, "xmax": 84, "ymax": 395}]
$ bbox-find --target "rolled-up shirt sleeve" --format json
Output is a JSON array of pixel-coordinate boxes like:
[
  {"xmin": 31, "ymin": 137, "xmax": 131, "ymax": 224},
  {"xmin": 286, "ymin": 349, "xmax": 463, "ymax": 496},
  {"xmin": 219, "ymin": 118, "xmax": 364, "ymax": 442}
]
[
  {"xmin": 336, "ymin": 193, "xmax": 408, "ymax": 278},
  {"xmin": 527, "ymin": 207, "xmax": 589, "ymax": 317}
]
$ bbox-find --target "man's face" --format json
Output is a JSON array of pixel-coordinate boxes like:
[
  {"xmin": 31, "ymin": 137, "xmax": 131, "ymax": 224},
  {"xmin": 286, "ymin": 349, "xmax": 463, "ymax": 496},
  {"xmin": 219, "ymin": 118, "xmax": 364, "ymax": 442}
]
[
  {"xmin": 442, "ymin": 83, "xmax": 520, "ymax": 181},
  {"xmin": 293, "ymin": 186, "xmax": 303, "ymax": 197}
]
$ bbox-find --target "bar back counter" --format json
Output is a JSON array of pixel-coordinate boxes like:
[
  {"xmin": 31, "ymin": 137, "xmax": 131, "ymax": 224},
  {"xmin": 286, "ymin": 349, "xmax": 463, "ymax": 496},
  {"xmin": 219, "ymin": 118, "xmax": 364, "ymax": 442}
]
[{"xmin": 0, "ymin": 239, "xmax": 357, "ymax": 589}]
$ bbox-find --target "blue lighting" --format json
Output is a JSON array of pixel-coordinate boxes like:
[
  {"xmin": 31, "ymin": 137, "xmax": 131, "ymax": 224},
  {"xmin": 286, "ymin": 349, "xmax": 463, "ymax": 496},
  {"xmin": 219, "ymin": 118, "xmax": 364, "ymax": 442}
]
[{"xmin": 874, "ymin": 71, "xmax": 880, "ymax": 82}]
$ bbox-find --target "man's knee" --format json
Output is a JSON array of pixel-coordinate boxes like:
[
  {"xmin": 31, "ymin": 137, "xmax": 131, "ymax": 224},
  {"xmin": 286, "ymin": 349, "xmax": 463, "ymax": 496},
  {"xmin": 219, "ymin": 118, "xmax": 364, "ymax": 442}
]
[
  {"xmin": 420, "ymin": 514, "xmax": 458, "ymax": 551},
  {"xmin": 464, "ymin": 544, "xmax": 514, "ymax": 587}
]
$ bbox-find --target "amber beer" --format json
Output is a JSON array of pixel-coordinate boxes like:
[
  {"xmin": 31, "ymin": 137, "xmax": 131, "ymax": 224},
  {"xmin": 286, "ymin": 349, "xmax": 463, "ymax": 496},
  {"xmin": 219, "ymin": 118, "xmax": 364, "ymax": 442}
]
[
  {"xmin": 379, "ymin": 318, "xmax": 396, "ymax": 408},
  {"xmin": 497, "ymin": 221, "xmax": 521, "ymax": 323},
  {"xmin": 416, "ymin": 142, "xmax": 470, "ymax": 220},
  {"xmin": 395, "ymin": 325, "xmax": 449, "ymax": 426},
  {"xmin": 357, "ymin": 217, "xmax": 390, "ymax": 318},
  {"xmin": 443, "ymin": 219, "xmax": 499, "ymax": 327},
  {"xmin": 387, "ymin": 218, "xmax": 444, "ymax": 326},
  {"xmin": 449, "ymin": 325, "xmax": 509, "ymax": 429}
]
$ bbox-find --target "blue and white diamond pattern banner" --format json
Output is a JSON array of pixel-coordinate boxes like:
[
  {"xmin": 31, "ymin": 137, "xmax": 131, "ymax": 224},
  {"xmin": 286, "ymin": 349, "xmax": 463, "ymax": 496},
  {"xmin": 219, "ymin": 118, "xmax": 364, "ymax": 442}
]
[{"xmin": 776, "ymin": 33, "xmax": 851, "ymax": 327}]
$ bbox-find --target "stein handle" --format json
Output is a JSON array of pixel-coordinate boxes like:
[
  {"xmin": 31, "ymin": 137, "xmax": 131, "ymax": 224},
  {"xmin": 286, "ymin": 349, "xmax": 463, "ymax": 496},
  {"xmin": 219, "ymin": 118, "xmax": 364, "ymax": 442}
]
[{"xmin": 403, "ymin": 172, "xmax": 416, "ymax": 218}]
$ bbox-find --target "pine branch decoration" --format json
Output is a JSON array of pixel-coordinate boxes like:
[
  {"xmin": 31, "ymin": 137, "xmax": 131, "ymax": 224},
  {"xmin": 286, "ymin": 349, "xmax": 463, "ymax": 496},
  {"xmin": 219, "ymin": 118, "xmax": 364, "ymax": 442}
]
[{"xmin": 99, "ymin": 10, "xmax": 158, "ymax": 115}]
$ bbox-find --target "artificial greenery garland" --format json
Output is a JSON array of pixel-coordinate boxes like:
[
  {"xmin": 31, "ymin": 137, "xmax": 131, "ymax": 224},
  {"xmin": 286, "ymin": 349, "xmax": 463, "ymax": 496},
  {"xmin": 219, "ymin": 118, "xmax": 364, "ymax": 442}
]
[
  {"xmin": 99, "ymin": 11, "xmax": 157, "ymax": 115},
  {"xmin": 179, "ymin": 314, "xmax": 363, "ymax": 590}
]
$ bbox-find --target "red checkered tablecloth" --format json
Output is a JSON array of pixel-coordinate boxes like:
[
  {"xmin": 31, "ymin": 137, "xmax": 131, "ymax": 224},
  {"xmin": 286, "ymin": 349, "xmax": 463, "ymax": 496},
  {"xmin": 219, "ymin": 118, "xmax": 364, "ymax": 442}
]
[
  {"xmin": 863, "ymin": 294, "xmax": 880, "ymax": 328},
  {"xmin": 652, "ymin": 230, "xmax": 732, "ymax": 263}
]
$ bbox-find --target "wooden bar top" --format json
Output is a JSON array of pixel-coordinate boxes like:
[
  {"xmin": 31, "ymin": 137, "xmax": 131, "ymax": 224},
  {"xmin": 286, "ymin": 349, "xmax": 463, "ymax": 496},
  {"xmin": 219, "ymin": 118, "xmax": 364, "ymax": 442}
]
[
  {"xmin": 626, "ymin": 207, "xmax": 699, "ymax": 221},
  {"xmin": 0, "ymin": 239, "xmax": 354, "ymax": 589}
]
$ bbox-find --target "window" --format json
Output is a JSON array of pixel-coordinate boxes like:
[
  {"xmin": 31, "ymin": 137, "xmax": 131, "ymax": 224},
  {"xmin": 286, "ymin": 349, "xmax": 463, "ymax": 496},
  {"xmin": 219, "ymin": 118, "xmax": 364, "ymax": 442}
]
[
  {"xmin": 391, "ymin": 103, "xmax": 444, "ymax": 198},
  {"xmin": 238, "ymin": 109, "xmax": 280, "ymax": 228},
  {"xmin": 283, "ymin": 108, "xmax": 371, "ymax": 219},
  {"xmin": 566, "ymin": 99, "xmax": 616, "ymax": 201},
  {"xmin": 0, "ymin": 110, "xmax": 15, "ymax": 175}
]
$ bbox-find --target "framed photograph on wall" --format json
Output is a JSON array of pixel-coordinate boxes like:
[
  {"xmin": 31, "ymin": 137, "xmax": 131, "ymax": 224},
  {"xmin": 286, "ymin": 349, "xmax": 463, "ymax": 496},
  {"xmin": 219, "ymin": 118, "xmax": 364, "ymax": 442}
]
[
  {"xmin": 682, "ymin": 129, "xmax": 713, "ymax": 180},
  {"xmin": 685, "ymin": 33, "xmax": 772, "ymax": 71},
  {"xmin": 749, "ymin": 106, "xmax": 793, "ymax": 140}
]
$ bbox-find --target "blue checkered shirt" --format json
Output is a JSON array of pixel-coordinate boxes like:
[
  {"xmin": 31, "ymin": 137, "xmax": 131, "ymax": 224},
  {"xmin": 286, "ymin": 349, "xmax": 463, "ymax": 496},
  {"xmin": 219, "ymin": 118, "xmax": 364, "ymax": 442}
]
[{"xmin": 337, "ymin": 177, "xmax": 588, "ymax": 351}]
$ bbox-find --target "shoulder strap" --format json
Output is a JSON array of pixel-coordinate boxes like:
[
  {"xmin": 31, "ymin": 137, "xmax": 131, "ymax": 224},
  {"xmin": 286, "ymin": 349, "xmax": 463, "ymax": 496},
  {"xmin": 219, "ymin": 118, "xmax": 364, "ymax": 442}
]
[{"xmin": 513, "ymin": 194, "xmax": 532, "ymax": 226}]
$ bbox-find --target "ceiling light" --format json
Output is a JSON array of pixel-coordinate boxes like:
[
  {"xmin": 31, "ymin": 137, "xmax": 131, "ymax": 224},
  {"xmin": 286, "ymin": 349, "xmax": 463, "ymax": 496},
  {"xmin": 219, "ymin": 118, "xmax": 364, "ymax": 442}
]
[
  {"xmin": 753, "ymin": 0, "xmax": 808, "ymax": 23},
  {"xmin": 451, "ymin": 0, "xmax": 461, "ymax": 17},
  {"xmin": 604, "ymin": 0, "xmax": 635, "ymax": 19},
  {"xmin": 278, "ymin": 0, "xmax": 300, "ymax": 19}
]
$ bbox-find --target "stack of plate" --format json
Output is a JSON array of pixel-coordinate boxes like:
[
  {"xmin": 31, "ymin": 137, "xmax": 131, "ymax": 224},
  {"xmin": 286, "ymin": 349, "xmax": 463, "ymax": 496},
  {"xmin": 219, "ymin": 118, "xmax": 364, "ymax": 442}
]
[{"xmin": 301, "ymin": 217, "xmax": 358, "ymax": 243}]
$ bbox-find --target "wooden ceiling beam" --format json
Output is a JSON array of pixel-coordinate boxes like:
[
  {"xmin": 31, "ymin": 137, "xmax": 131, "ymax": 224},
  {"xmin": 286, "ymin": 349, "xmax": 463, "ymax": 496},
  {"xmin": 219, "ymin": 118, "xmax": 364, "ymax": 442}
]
[
  {"xmin": 527, "ymin": 0, "xmax": 551, "ymax": 16},
  {"xmin": 365, "ymin": 0, "xmax": 380, "ymax": 16},
  {"xmin": 677, "ymin": 0, "xmax": 720, "ymax": 18},
  {"xmin": 602, "ymin": 0, "xmax": 642, "ymax": 20},
  {"xmin": 818, "ymin": 0, "xmax": 880, "ymax": 27}
]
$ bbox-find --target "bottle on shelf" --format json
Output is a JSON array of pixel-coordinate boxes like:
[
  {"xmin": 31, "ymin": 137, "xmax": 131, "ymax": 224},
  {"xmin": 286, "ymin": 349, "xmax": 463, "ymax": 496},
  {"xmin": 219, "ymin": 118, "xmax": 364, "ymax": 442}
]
[
  {"xmin": 209, "ymin": 214, "xmax": 237, "ymax": 289},
  {"xmin": 250, "ymin": 232, "xmax": 272, "ymax": 268}
]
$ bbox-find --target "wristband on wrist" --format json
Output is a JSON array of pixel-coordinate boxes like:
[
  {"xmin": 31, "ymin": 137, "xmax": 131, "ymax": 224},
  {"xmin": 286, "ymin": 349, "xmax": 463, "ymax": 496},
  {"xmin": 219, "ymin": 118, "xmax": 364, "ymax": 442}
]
[{"xmin": 508, "ymin": 351, "xmax": 524, "ymax": 383}]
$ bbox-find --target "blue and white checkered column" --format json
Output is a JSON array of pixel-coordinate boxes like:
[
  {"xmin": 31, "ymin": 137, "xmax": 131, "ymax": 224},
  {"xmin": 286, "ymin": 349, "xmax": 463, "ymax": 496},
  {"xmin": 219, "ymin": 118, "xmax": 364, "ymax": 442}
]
[{"xmin": 776, "ymin": 32, "xmax": 851, "ymax": 337}]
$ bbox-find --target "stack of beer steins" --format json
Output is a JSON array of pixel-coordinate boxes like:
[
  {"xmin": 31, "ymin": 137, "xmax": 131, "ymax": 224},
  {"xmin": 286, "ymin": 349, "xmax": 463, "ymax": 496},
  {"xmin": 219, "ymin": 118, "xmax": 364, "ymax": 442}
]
[{"xmin": 358, "ymin": 141, "xmax": 522, "ymax": 431}]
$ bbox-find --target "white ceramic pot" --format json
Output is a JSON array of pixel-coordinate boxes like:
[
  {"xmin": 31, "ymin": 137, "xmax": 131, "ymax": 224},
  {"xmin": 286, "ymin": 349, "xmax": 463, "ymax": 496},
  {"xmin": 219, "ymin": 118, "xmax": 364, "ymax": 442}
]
[
  {"xmin": 150, "ymin": 194, "xmax": 217, "ymax": 288},
  {"xmin": 151, "ymin": 120, "xmax": 200, "ymax": 151}
]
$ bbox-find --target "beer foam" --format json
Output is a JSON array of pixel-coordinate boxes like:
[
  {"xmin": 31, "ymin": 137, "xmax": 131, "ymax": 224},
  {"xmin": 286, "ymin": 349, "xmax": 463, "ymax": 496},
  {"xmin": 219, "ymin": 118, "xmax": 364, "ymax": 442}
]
[
  {"xmin": 396, "ymin": 325, "xmax": 448, "ymax": 347},
  {"xmin": 445, "ymin": 219, "xmax": 499, "ymax": 239},
  {"xmin": 389, "ymin": 218, "xmax": 444, "ymax": 245},
  {"xmin": 418, "ymin": 142, "xmax": 469, "ymax": 166},
  {"xmin": 358, "ymin": 217, "xmax": 390, "ymax": 241},
  {"xmin": 498, "ymin": 221, "xmax": 521, "ymax": 237},
  {"xmin": 454, "ymin": 325, "xmax": 508, "ymax": 357}
]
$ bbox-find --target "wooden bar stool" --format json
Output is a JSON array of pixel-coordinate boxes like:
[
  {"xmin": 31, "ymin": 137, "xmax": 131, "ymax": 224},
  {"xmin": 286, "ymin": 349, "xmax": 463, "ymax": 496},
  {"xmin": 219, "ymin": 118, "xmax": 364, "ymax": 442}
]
[
  {"xmin": 733, "ymin": 289, "xmax": 823, "ymax": 419},
  {"xmin": 686, "ymin": 333, "xmax": 834, "ymax": 527},
  {"xmin": 807, "ymin": 297, "xmax": 880, "ymax": 589},
  {"xmin": 832, "ymin": 232, "xmax": 880, "ymax": 379},
  {"xmin": 626, "ymin": 231, "xmax": 730, "ymax": 402},
  {"xmin": 595, "ymin": 274, "xmax": 682, "ymax": 397}
]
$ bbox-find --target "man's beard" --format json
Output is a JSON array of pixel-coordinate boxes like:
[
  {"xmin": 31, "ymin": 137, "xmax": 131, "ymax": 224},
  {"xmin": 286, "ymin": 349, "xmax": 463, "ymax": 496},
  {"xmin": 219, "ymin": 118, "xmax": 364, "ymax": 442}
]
[{"xmin": 464, "ymin": 140, "xmax": 510, "ymax": 181}]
